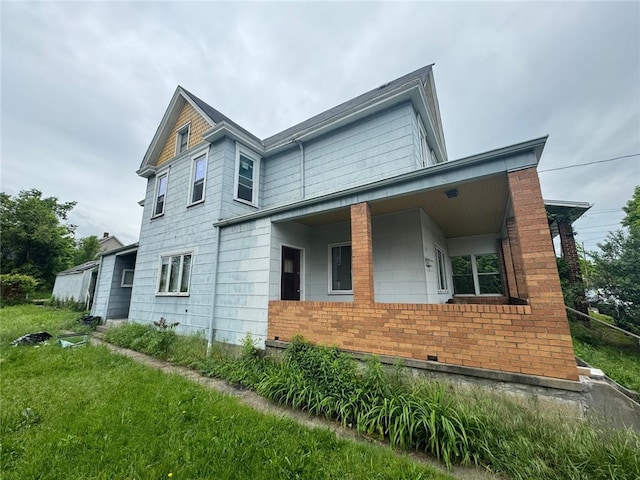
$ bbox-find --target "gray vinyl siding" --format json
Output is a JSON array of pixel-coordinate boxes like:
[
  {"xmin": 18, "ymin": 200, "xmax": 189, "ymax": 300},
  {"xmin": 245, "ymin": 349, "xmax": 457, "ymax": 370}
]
[
  {"xmin": 372, "ymin": 210, "xmax": 428, "ymax": 303},
  {"xmin": 91, "ymin": 255, "xmax": 115, "ymax": 318},
  {"xmin": 261, "ymin": 103, "xmax": 417, "ymax": 208},
  {"xmin": 52, "ymin": 271, "xmax": 91, "ymax": 303},
  {"xmin": 106, "ymin": 255, "xmax": 136, "ymax": 318},
  {"xmin": 214, "ymin": 218, "xmax": 271, "ymax": 346},
  {"xmin": 419, "ymin": 209, "xmax": 452, "ymax": 303}
]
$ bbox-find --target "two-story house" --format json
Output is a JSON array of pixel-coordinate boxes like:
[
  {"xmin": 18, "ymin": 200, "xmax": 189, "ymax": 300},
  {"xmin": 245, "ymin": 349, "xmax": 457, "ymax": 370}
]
[{"xmin": 92, "ymin": 64, "xmax": 583, "ymax": 383}]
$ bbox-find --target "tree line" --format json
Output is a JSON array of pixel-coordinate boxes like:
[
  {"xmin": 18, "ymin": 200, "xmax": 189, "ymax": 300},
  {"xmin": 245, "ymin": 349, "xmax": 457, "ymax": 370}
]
[{"xmin": 1, "ymin": 189, "xmax": 102, "ymax": 292}]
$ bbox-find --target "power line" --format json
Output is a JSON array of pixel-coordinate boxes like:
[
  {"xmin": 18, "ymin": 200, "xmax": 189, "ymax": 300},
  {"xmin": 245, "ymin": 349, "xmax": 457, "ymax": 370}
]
[
  {"xmin": 538, "ymin": 153, "xmax": 639, "ymax": 173},
  {"xmin": 576, "ymin": 223, "xmax": 621, "ymax": 230}
]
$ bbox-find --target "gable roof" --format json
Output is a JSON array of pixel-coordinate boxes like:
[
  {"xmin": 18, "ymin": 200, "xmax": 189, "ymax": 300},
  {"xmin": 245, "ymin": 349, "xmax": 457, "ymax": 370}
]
[
  {"xmin": 263, "ymin": 64, "xmax": 434, "ymax": 148},
  {"xmin": 139, "ymin": 64, "xmax": 447, "ymax": 175},
  {"xmin": 56, "ymin": 260, "xmax": 100, "ymax": 276}
]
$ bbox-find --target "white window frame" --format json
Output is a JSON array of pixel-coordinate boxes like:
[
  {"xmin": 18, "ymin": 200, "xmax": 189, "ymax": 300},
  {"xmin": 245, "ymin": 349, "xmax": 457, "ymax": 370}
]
[
  {"xmin": 156, "ymin": 251, "xmax": 193, "ymax": 296},
  {"xmin": 327, "ymin": 242, "xmax": 353, "ymax": 295},
  {"xmin": 121, "ymin": 269, "xmax": 134, "ymax": 287},
  {"xmin": 151, "ymin": 170, "xmax": 169, "ymax": 218},
  {"xmin": 175, "ymin": 123, "xmax": 191, "ymax": 155},
  {"xmin": 233, "ymin": 142, "xmax": 261, "ymax": 207},
  {"xmin": 435, "ymin": 244, "xmax": 448, "ymax": 293},
  {"xmin": 416, "ymin": 115, "xmax": 430, "ymax": 168},
  {"xmin": 188, "ymin": 149, "xmax": 208, "ymax": 206},
  {"xmin": 451, "ymin": 253, "xmax": 503, "ymax": 296}
]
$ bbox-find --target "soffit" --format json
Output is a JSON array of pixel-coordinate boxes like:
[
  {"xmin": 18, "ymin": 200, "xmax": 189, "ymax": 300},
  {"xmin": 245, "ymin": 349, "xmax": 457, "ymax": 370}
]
[{"xmin": 294, "ymin": 174, "xmax": 510, "ymax": 238}]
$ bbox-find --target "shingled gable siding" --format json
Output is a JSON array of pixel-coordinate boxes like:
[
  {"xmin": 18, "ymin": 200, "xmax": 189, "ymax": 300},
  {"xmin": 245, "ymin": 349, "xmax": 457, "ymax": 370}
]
[
  {"xmin": 156, "ymin": 102, "xmax": 211, "ymax": 167},
  {"xmin": 268, "ymin": 192, "xmax": 579, "ymax": 381}
]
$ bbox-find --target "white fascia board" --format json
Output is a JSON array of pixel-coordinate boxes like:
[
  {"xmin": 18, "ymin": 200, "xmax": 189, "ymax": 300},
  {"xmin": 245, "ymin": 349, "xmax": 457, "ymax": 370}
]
[
  {"xmin": 203, "ymin": 122, "xmax": 265, "ymax": 155},
  {"xmin": 543, "ymin": 199, "xmax": 593, "ymax": 209},
  {"xmin": 139, "ymin": 88, "xmax": 216, "ymax": 173},
  {"xmin": 263, "ymin": 80, "xmax": 423, "ymax": 155}
]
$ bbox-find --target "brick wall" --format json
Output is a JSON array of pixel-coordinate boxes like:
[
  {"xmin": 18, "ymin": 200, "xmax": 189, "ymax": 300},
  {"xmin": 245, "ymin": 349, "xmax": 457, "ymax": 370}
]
[
  {"xmin": 157, "ymin": 101, "xmax": 211, "ymax": 166},
  {"xmin": 558, "ymin": 220, "xmax": 583, "ymax": 284},
  {"xmin": 268, "ymin": 176, "xmax": 579, "ymax": 381}
]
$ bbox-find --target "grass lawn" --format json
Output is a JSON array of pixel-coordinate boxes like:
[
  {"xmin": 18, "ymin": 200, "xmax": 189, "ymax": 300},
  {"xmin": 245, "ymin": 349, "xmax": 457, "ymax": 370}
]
[
  {"xmin": 570, "ymin": 316, "xmax": 640, "ymax": 393},
  {"xmin": 0, "ymin": 305, "xmax": 450, "ymax": 480}
]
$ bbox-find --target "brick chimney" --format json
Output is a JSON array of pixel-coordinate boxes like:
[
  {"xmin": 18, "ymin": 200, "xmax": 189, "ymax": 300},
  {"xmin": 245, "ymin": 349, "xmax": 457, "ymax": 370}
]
[{"xmin": 103, "ymin": 232, "xmax": 109, "ymax": 239}]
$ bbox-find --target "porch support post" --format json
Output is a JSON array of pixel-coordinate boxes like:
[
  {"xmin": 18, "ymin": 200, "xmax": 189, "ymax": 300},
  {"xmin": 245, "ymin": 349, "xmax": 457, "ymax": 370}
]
[
  {"xmin": 507, "ymin": 168, "xmax": 566, "ymax": 312},
  {"xmin": 500, "ymin": 236, "xmax": 519, "ymax": 299},
  {"xmin": 350, "ymin": 202, "xmax": 375, "ymax": 306},
  {"xmin": 558, "ymin": 220, "xmax": 583, "ymax": 284}
]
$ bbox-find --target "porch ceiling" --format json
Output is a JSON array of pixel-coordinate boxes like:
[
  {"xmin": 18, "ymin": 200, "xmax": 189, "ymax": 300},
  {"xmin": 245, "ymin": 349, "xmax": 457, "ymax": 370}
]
[{"xmin": 295, "ymin": 173, "xmax": 510, "ymax": 238}]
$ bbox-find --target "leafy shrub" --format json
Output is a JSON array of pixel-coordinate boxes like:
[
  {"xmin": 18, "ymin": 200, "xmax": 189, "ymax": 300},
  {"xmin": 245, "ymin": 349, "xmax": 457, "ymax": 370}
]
[
  {"xmin": 46, "ymin": 296, "xmax": 88, "ymax": 312},
  {"xmin": 0, "ymin": 274, "xmax": 38, "ymax": 306}
]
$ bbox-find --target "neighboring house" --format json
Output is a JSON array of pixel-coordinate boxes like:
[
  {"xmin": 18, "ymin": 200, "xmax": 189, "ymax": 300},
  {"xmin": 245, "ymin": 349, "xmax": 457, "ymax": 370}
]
[
  {"xmin": 99, "ymin": 232, "xmax": 124, "ymax": 253},
  {"xmin": 51, "ymin": 233, "xmax": 125, "ymax": 307},
  {"xmin": 91, "ymin": 64, "xmax": 586, "ymax": 382}
]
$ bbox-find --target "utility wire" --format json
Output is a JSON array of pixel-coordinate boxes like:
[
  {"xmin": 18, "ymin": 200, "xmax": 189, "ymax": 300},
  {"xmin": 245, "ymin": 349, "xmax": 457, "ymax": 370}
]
[{"xmin": 538, "ymin": 153, "xmax": 639, "ymax": 173}]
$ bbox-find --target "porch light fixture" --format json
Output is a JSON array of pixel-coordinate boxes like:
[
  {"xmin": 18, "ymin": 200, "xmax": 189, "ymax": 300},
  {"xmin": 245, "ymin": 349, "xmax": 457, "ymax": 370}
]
[
  {"xmin": 445, "ymin": 188, "xmax": 458, "ymax": 199},
  {"xmin": 424, "ymin": 257, "xmax": 433, "ymax": 268}
]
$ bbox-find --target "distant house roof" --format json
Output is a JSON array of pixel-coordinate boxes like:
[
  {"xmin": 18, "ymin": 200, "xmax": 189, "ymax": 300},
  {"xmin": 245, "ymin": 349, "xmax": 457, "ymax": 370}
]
[
  {"xmin": 98, "ymin": 242, "xmax": 139, "ymax": 258},
  {"xmin": 56, "ymin": 260, "xmax": 100, "ymax": 276}
]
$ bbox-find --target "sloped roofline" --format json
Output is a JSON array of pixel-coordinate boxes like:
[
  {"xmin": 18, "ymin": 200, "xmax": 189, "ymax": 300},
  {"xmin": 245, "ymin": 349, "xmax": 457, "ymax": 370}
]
[{"xmin": 138, "ymin": 64, "xmax": 445, "ymax": 174}]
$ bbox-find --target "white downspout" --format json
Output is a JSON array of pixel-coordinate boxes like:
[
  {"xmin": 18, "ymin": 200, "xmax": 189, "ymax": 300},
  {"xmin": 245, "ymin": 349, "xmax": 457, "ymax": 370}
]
[
  {"xmin": 206, "ymin": 225, "xmax": 222, "ymax": 357},
  {"xmin": 298, "ymin": 141, "xmax": 305, "ymax": 199}
]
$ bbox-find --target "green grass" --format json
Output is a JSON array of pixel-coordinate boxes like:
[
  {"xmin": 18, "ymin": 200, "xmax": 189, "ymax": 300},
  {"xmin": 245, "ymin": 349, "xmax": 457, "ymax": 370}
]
[
  {"xmin": 570, "ymin": 318, "xmax": 640, "ymax": 393},
  {"xmin": 108, "ymin": 324, "xmax": 640, "ymax": 479},
  {"xmin": 0, "ymin": 305, "xmax": 450, "ymax": 480}
]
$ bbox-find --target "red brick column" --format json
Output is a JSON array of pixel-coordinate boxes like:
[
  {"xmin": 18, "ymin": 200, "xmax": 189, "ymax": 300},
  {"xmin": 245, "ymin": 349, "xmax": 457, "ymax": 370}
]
[
  {"xmin": 501, "ymin": 236, "xmax": 519, "ymax": 298},
  {"xmin": 507, "ymin": 168, "xmax": 578, "ymax": 380},
  {"xmin": 506, "ymin": 217, "xmax": 527, "ymax": 298},
  {"xmin": 558, "ymin": 220, "xmax": 583, "ymax": 284},
  {"xmin": 350, "ymin": 203, "xmax": 374, "ymax": 305}
]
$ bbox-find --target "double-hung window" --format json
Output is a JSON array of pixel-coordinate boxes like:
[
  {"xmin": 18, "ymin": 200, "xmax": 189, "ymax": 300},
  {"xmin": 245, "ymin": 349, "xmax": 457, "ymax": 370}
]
[
  {"xmin": 451, "ymin": 253, "xmax": 503, "ymax": 295},
  {"xmin": 190, "ymin": 154, "xmax": 207, "ymax": 204},
  {"xmin": 435, "ymin": 245, "xmax": 448, "ymax": 292},
  {"xmin": 328, "ymin": 243, "xmax": 352, "ymax": 294},
  {"xmin": 157, "ymin": 252, "xmax": 192, "ymax": 295},
  {"xmin": 176, "ymin": 124, "xmax": 190, "ymax": 154},
  {"xmin": 234, "ymin": 144, "xmax": 260, "ymax": 206},
  {"xmin": 153, "ymin": 173, "xmax": 168, "ymax": 217}
]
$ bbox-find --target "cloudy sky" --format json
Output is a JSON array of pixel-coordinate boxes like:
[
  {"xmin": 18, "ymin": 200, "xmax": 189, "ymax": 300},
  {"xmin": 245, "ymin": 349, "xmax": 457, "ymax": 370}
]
[{"xmin": 2, "ymin": 1, "xmax": 639, "ymax": 253}]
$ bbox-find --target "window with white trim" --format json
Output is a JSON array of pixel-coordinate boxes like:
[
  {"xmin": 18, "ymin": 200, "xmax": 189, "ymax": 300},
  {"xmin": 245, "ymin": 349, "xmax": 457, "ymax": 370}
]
[
  {"xmin": 121, "ymin": 269, "xmax": 134, "ymax": 287},
  {"xmin": 234, "ymin": 144, "xmax": 260, "ymax": 206},
  {"xmin": 189, "ymin": 154, "xmax": 207, "ymax": 204},
  {"xmin": 328, "ymin": 243, "xmax": 352, "ymax": 294},
  {"xmin": 152, "ymin": 173, "xmax": 168, "ymax": 217},
  {"xmin": 157, "ymin": 252, "xmax": 192, "ymax": 295},
  {"xmin": 435, "ymin": 245, "xmax": 448, "ymax": 292},
  {"xmin": 176, "ymin": 124, "xmax": 190, "ymax": 154},
  {"xmin": 451, "ymin": 253, "xmax": 503, "ymax": 295}
]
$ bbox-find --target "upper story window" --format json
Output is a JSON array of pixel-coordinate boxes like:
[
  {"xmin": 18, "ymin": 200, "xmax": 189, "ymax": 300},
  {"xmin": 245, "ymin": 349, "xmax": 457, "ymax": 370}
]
[
  {"xmin": 234, "ymin": 143, "xmax": 260, "ymax": 206},
  {"xmin": 152, "ymin": 172, "xmax": 168, "ymax": 218},
  {"xmin": 189, "ymin": 154, "xmax": 207, "ymax": 205},
  {"xmin": 176, "ymin": 124, "xmax": 190, "ymax": 155},
  {"xmin": 451, "ymin": 253, "xmax": 503, "ymax": 295},
  {"xmin": 328, "ymin": 243, "xmax": 352, "ymax": 294}
]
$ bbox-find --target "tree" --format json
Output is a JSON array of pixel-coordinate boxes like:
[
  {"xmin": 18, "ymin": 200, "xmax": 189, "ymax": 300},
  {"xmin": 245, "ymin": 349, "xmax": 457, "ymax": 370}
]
[
  {"xmin": 589, "ymin": 186, "xmax": 640, "ymax": 333},
  {"xmin": 622, "ymin": 185, "xmax": 640, "ymax": 228},
  {"xmin": 74, "ymin": 236, "xmax": 101, "ymax": 264},
  {"xmin": 1, "ymin": 189, "xmax": 76, "ymax": 289}
]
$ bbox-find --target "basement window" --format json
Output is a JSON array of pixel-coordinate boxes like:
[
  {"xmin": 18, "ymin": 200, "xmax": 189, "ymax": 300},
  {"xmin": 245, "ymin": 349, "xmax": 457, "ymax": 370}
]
[{"xmin": 451, "ymin": 253, "xmax": 502, "ymax": 295}]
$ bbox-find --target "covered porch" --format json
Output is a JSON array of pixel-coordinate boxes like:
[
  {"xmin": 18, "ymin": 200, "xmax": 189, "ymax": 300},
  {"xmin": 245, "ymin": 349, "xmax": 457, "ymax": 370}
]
[{"xmin": 267, "ymin": 166, "xmax": 579, "ymax": 381}]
